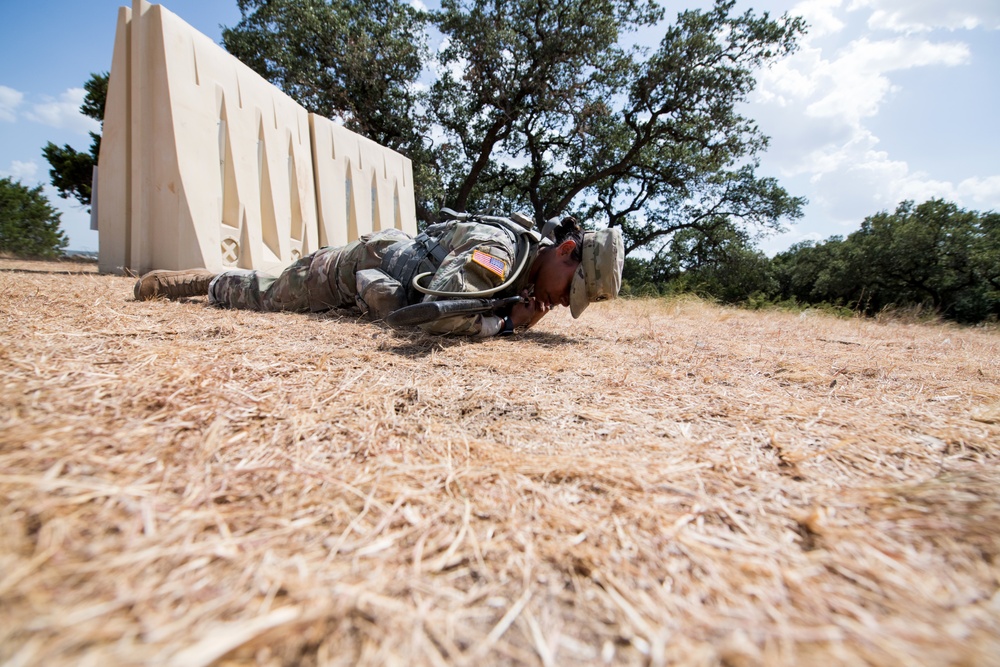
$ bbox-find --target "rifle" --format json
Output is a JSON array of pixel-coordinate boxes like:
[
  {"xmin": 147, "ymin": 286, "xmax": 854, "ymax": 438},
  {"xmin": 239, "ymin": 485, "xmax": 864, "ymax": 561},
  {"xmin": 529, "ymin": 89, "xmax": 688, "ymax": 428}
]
[{"xmin": 386, "ymin": 296, "xmax": 525, "ymax": 327}]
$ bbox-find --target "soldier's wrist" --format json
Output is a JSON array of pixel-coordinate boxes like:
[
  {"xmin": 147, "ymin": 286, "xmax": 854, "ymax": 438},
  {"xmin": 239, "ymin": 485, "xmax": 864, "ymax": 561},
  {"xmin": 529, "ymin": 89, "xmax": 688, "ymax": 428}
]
[{"xmin": 498, "ymin": 315, "xmax": 527, "ymax": 336}]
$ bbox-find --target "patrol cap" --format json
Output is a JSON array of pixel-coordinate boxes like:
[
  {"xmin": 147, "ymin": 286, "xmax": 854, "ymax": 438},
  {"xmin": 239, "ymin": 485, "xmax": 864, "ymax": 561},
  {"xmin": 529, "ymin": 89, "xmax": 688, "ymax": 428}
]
[{"xmin": 570, "ymin": 227, "xmax": 624, "ymax": 319}]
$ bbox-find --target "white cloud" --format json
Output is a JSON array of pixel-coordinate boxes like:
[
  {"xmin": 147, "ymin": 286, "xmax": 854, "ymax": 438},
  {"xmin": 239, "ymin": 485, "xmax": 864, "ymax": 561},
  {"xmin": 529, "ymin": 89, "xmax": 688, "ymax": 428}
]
[
  {"xmin": 751, "ymin": 38, "xmax": 970, "ymax": 175},
  {"xmin": 793, "ymin": 129, "xmax": 878, "ymax": 179},
  {"xmin": 746, "ymin": 0, "xmax": 997, "ymax": 253},
  {"xmin": 848, "ymin": 0, "xmax": 1000, "ymax": 33},
  {"xmin": 808, "ymin": 38, "xmax": 968, "ymax": 125},
  {"xmin": 1, "ymin": 160, "xmax": 40, "ymax": 183},
  {"xmin": 755, "ymin": 47, "xmax": 823, "ymax": 106},
  {"xmin": 854, "ymin": 153, "xmax": 947, "ymax": 205},
  {"xmin": 791, "ymin": 0, "xmax": 847, "ymax": 40},
  {"xmin": 956, "ymin": 176, "xmax": 1000, "ymax": 208},
  {"xmin": 24, "ymin": 88, "xmax": 100, "ymax": 135},
  {"xmin": 0, "ymin": 85, "xmax": 24, "ymax": 122},
  {"xmin": 860, "ymin": 162, "xmax": 1000, "ymax": 214},
  {"xmin": 753, "ymin": 62, "xmax": 997, "ymax": 241},
  {"xmin": 785, "ymin": 130, "xmax": 1000, "ymax": 224}
]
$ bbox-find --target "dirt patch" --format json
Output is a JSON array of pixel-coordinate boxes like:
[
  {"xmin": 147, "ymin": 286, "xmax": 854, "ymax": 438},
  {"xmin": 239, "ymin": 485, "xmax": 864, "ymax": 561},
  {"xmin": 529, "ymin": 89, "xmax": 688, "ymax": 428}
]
[{"xmin": 2, "ymin": 259, "xmax": 999, "ymax": 665}]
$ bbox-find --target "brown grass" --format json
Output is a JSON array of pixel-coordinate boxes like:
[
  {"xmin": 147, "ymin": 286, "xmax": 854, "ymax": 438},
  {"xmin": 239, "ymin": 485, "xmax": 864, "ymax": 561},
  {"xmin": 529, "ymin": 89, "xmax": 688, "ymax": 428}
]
[{"xmin": 2, "ymin": 258, "xmax": 999, "ymax": 666}]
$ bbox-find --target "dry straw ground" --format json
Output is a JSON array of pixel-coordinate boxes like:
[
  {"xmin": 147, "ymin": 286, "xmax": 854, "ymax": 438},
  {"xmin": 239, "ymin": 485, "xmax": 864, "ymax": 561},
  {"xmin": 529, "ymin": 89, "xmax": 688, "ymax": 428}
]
[{"xmin": 2, "ymin": 257, "xmax": 999, "ymax": 666}]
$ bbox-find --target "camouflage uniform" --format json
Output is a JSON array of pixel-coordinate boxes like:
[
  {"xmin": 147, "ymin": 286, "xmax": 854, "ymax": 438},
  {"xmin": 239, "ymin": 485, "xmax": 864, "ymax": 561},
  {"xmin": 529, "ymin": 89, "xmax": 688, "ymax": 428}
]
[{"xmin": 209, "ymin": 220, "xmax": 539, "ymax": 336}]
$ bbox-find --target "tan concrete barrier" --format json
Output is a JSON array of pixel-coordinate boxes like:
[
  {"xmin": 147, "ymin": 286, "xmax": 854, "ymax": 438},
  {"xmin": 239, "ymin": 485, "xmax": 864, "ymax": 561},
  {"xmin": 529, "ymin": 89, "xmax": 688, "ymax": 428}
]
[
  {"xmin": 96, "ymin": 0, "xmax": 417, "ymax": 276},
  {"xmin": 311, "ymin": 116, "xmax": 417, "ymax": 249}
]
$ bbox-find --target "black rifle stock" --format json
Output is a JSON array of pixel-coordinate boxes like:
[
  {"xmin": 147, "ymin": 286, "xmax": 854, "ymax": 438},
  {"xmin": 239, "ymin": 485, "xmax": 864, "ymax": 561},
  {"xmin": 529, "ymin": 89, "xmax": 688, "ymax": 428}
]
[{"xmin": 386, "ymin": 296, "xmax": 525, "ymax": 327}]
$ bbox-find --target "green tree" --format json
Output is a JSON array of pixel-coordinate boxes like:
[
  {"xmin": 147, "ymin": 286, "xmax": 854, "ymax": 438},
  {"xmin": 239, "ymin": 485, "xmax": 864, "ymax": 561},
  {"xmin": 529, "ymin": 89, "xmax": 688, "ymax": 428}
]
[
  {"xmin": 222, "ymin": 0, "xmax": 436, "ymax": 216},
  {"xmin": 656, "ymin": 222, "xmax": 776, "ymax": 303},
  {"xmin": 42, "ymin": 72, "xmax": 108, "ymax": 208},
  {"xmin": 970, "ymin": 211, "xmax": 1000, "ymax": 312},
  {"xmin": 621, "ymin": 221, "xmax": 777, "ymax": 302},
  {"xmin": 222, "ymin": 0, "xmax": 805, "ymax": 256},
  {"xmin": 773, "ymin": 200, "xmax": 1000, "ymax": 323},
  {"xmin": 430, "ymin": 0, "xmax": 806, "ymax": 249},
  {"xmin": 847, "ymin": 200, "xmax": 978, "ymax": 317},
  {"xmin": 620, "ymin": 255, "xmax": 662, "ymax": 296},
  {"xmin": 772, "ymin": 237, "xmax": 855, "ymax": 306},
  {"xmin": 0, "ymin": 177, "xmax": 68, "ymax": 258}
]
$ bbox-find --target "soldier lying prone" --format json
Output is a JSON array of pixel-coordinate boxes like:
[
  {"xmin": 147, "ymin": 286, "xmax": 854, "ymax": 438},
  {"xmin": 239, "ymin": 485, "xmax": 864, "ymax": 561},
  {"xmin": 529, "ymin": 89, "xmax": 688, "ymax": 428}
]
[{"xmin": 133, "ymin": 210, "xmax": 623, "ymax": 337}]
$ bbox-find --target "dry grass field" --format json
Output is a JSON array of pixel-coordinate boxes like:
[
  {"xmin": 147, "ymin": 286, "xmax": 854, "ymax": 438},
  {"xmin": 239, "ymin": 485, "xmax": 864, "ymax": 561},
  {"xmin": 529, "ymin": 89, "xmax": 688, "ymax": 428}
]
[{"xmin": 2, "ymin": 257, "xmax": 999, "ymax": 666}]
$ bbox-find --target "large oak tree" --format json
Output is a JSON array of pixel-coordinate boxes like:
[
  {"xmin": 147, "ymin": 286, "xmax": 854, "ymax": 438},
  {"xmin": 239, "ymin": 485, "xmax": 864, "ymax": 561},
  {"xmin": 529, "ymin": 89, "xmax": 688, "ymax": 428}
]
[{"xmin": 222, "ymin": 0, "xmax": 806, "ymax": 256}]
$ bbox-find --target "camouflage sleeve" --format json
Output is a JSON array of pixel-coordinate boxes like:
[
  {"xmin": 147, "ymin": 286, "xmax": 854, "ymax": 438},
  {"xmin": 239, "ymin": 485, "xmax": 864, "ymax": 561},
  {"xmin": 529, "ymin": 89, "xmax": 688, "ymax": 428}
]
[
  {"xmin": 418, "ymin": 239, "xmax": 516, "ymax": 336},
  {"xmin": 419, "ymin": 313, "xmax": 504, "ymax": 337}
]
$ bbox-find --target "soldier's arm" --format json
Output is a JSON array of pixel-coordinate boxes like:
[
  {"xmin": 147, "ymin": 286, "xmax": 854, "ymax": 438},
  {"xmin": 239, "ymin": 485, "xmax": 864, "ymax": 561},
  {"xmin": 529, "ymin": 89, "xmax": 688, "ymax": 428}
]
[{"xmin": 418, "ymin": 242, "xmax": 516, "ymax": 336}]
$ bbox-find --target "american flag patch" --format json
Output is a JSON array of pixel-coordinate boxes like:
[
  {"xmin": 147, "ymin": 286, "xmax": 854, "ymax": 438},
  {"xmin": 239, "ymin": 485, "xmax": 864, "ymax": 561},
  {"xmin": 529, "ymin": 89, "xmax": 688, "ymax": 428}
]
[{"xmin": 471, "ymin": 249, "xmax": 507, "ymax": 279}]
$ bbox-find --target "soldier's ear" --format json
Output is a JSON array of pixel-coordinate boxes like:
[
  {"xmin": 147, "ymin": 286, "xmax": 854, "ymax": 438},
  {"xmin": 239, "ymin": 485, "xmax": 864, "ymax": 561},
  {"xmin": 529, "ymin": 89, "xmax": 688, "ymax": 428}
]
[{"xmin": 557, "ymin": 239, "xmax": 577, "ymax": 257}]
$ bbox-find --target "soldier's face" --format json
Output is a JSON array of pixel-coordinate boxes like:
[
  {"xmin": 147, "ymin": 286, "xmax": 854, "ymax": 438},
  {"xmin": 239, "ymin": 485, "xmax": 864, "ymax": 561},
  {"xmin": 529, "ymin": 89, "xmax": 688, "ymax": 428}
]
[{"xmin": 532, "ymin": 240, "xmax": 579, "ymax": 309}]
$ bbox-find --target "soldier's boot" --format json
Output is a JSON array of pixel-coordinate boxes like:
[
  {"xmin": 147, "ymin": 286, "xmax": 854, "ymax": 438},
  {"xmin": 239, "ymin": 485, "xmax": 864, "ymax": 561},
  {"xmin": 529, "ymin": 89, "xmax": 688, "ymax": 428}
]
[{"xmin": 133, "ymin": 269, "xmax": 216, "ymax": 301}]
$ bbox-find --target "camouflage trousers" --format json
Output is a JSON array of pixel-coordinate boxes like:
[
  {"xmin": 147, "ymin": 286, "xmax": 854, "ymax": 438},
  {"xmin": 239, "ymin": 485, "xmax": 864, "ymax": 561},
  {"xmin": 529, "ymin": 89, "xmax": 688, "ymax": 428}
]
[{"xmin": 208, "ymin": 229, "xmax": 412, "ymax": 312}]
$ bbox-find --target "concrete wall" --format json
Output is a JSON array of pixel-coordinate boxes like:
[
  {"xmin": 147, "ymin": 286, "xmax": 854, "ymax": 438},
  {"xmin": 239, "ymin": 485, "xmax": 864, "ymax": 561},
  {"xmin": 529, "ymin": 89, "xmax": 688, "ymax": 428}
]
[
  {"xmin": 311, "ymin": 116, "xmax": 417, "ymax": 250},
  {"xmin": 96, "ymin": 0, "xmax": 417, "ymax": 276}
]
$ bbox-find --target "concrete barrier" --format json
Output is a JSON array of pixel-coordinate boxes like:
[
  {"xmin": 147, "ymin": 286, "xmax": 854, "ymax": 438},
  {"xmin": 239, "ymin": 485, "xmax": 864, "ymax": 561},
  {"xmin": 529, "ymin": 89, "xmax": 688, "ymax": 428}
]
[{"xmin": 96, "ymin": 0, "xmax": 417, "ymax": 276}]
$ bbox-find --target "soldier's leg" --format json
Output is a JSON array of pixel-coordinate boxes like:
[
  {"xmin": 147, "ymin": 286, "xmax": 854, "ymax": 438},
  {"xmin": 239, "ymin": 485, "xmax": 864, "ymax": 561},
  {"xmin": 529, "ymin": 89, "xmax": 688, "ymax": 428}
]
[
  {"xmin": 209, "ymin": 229, "xmax": 412, "ymax": 314},
  {"xmin": 259, "ymin": 253, "xmax": 313, "ymax": 312},
  {"xmin": 307, "ymin": 229, "xmax": 412, "ymax": 313},
  {"xmin": 207, "ymin": 270, "xmax": 269, "ymax": 310},
  {"xmin": 208, "ymin": 253, "xmax": 312, "ymax": 312}
]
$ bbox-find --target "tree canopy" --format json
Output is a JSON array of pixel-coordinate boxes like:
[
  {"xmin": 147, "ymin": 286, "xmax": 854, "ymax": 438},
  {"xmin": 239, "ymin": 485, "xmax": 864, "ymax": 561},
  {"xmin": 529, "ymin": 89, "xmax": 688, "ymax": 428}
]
[
  {"xmin": 772, "ymin": 199, "xmax": 1000, "ymax": 323},
  {"xmin": 223, "ymin": 0, "xmax": 427, "ymax": 148},
  {"xmin": 643, "ymin": 221, "xmax": 776, "ymax": 302},
  {"xmin": 223, "ymin": 0, "xmax": 806, "ymax": 256},
  {"xmin": 42, "ymin": 72, "xmax": 108, "ymax": 209},
  {"xmin": 0, "ymin": 177, "xmax": 68, "ymax": 258}
]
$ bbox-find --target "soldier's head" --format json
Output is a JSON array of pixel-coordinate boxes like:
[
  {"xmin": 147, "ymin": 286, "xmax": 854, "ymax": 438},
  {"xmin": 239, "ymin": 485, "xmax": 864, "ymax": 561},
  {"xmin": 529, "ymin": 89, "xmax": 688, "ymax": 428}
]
[
  {"xmin": 529, "ymin": 218, "xmax": 623, "ymax": 316},
  {"xmin": 569, "ymin": 227, "xmax": 624, "ymax": 318}
]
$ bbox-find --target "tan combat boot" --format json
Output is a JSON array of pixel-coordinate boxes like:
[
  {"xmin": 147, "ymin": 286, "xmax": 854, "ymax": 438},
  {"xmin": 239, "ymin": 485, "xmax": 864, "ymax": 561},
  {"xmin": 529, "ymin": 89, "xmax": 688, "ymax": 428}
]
[{"xmin": 133, "ymin": 269, "xmax": 216, "ymax": 301}]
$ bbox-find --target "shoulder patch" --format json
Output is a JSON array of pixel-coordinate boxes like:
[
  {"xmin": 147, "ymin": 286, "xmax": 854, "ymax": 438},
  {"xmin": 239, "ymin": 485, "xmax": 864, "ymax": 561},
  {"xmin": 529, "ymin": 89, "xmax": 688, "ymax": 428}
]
[{"xmin": 471, "ymin": 249, "xmax": 508, "ymax": 280}]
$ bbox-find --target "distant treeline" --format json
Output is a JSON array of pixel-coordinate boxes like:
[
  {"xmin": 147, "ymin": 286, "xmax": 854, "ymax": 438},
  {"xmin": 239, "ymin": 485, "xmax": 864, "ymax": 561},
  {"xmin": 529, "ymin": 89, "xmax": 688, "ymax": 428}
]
[{"xmin": 621, "ymin": 199, "xmax": 1000, "ymax": 324}]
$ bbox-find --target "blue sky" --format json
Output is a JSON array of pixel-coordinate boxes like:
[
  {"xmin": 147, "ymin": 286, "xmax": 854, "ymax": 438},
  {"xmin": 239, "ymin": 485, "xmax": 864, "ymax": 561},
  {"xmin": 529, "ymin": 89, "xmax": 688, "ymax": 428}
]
[{"xmin": 1, "ymin": 0, "xmax": 997, "ymax": 254}]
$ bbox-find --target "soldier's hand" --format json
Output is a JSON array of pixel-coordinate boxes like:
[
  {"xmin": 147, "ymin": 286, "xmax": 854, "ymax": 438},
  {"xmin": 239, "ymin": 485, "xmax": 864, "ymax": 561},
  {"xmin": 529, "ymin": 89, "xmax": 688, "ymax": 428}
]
[{"xmin": 510, "ymin": 294, "xmax": 550, "ymax": 328}]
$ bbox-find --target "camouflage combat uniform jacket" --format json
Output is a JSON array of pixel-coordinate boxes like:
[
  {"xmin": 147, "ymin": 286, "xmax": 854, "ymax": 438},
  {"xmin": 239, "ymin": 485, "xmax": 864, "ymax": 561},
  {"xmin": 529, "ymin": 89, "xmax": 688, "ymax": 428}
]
[{"xmin": 209, "ymin": 219, "xmax": 541, "ymax": 336}]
